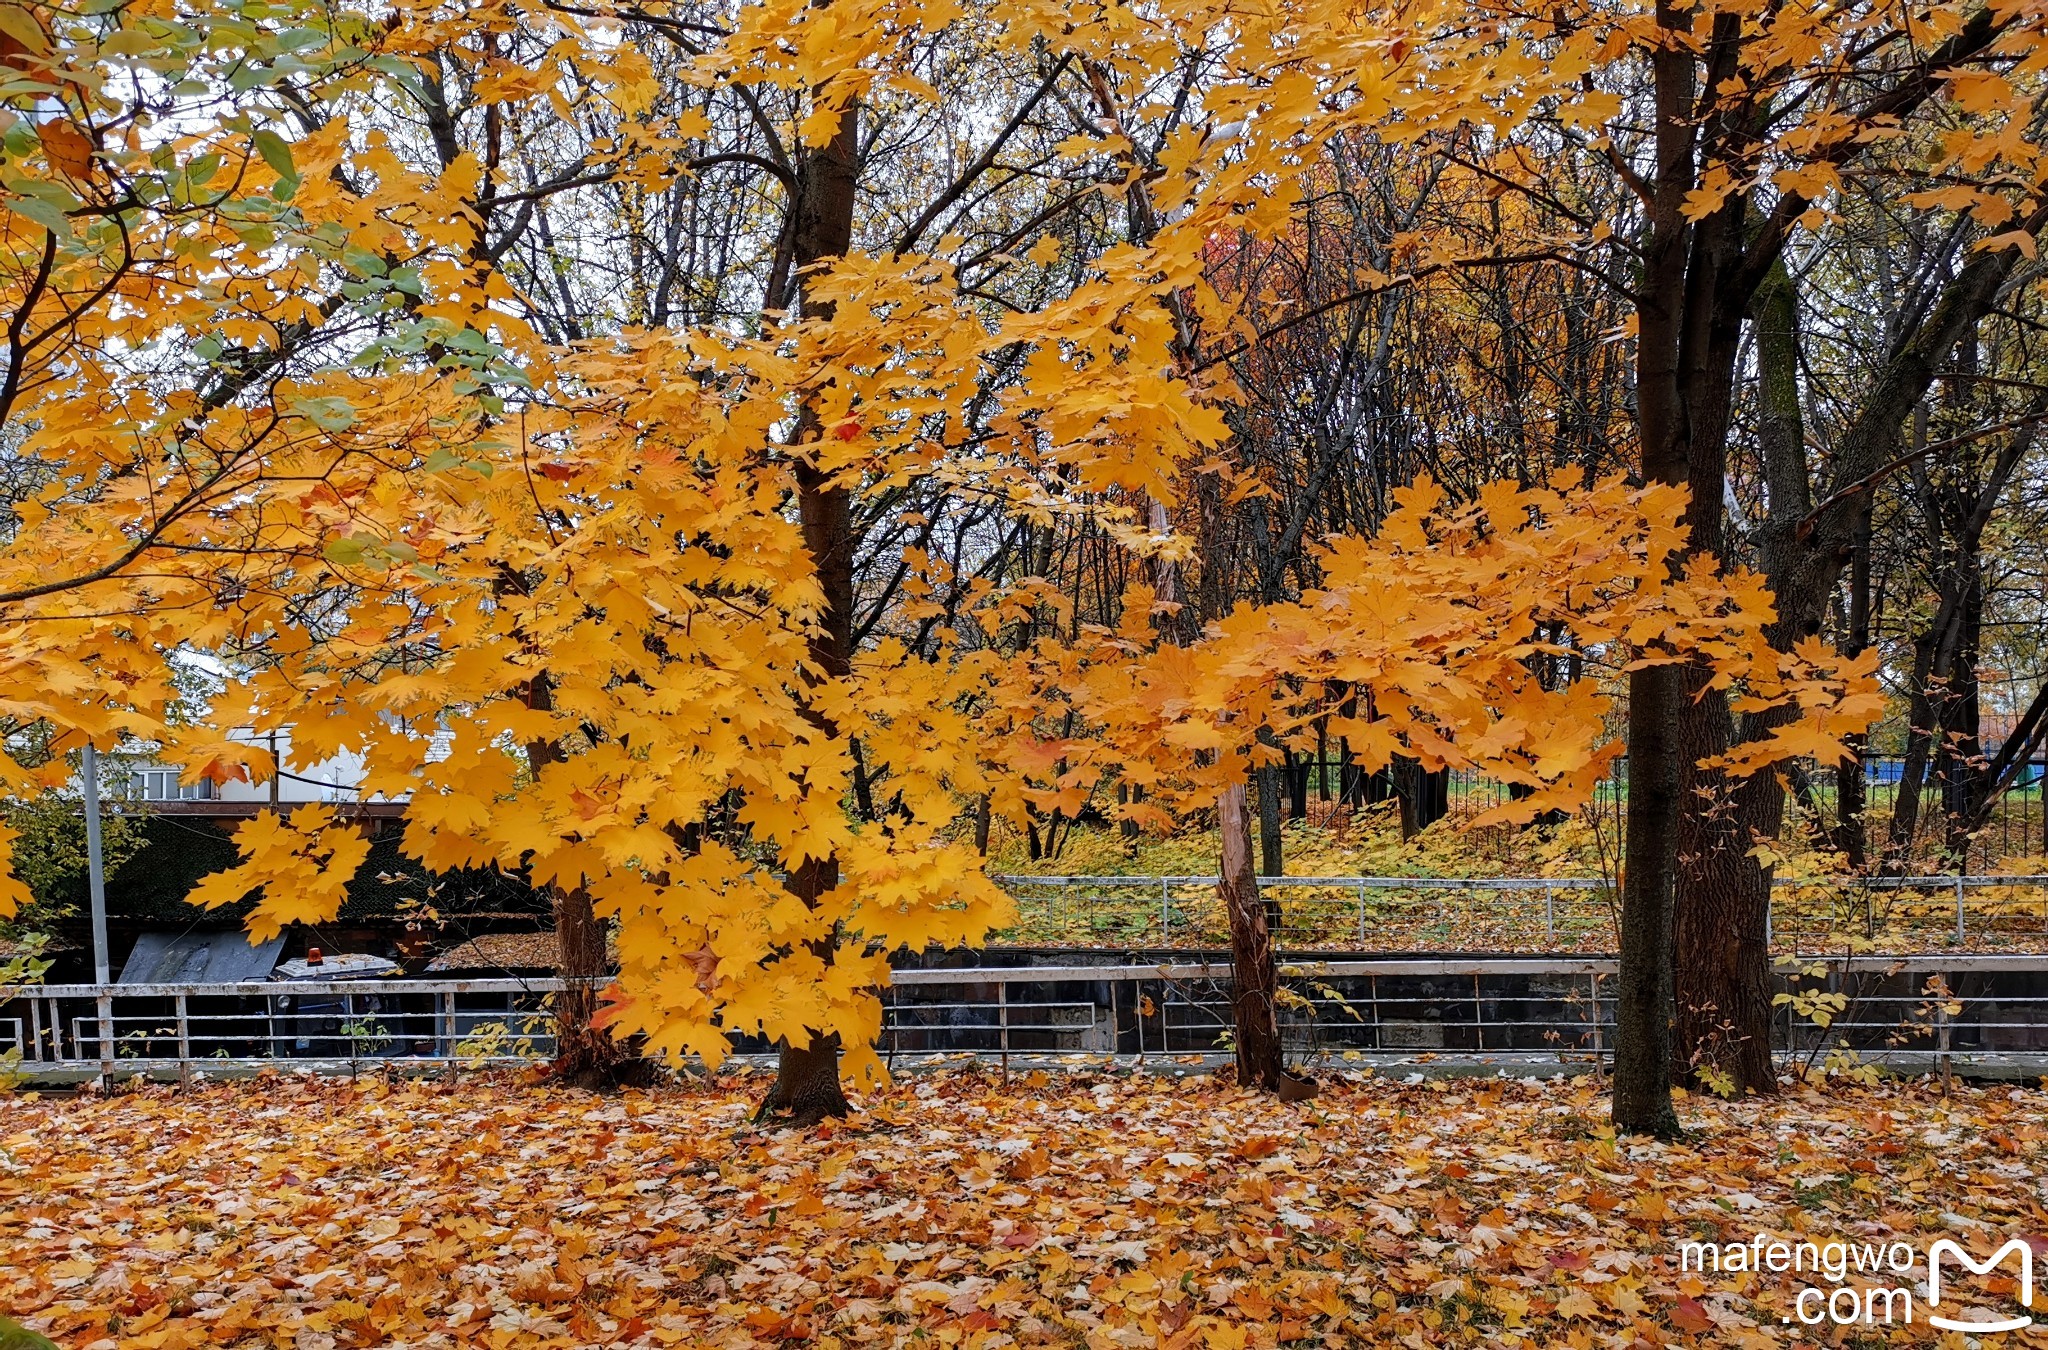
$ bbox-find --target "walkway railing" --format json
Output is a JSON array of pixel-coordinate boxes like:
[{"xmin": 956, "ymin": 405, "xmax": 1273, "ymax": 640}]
[{"xmin": 11, "ymin": 952, "xmax": 2048, "ymax": 1078}]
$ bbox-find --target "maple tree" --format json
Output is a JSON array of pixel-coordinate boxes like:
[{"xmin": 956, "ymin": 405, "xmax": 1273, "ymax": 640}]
[
  {"xmin": 986, "ymin": 475, "xmax": 1879, "ymax": 1090},
  {"xmin": 3, "ymin": 0, "xmax": 2040, "ymax": 1138},
  {"xmin": 0, "ymin": 0, "xmax": 1559, "ymax": 1110}
]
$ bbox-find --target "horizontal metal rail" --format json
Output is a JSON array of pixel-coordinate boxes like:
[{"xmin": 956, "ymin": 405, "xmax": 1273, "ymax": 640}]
[
  {"xmin": 994, "ymin": 873, "xmax": 2048, "ymax": 888},
  {"xmin": 13, "ymin": 955, "xmax": 2048, "ymax": 1078},
  {"xmin": 36, "ymin": 950, "xmax": 2048, "ymax": 1003},
  {"xmin": 993, "ymin": 873, "xmax": 2048, "ymax": 946}
]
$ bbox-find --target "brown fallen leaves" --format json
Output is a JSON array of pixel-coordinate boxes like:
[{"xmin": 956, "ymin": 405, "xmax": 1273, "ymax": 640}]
[{"xmin": 1, "ymin": 1071, "xmax": 2042, "ymax": 1347}]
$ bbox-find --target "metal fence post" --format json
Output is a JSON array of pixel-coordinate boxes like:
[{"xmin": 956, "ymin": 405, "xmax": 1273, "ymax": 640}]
[
  {"xmin": 1543, "ymin": 886, "xmax": 1554, "ymax": 945},
  {"xmin": 998, "ymin": 980, "xmax": 1010, "ymax": 1078},
  {"xmin": 175, "ymin": 993, "xmax": 190, "ymax": 1084},
  {"xmin": 1161, "ymin": 879, "xmax": 1171, "ymax": 943},
  {"xmin": 1589, "ymin": 973, "xmax": 1604, "ymax": 1060},
  {"xmin": 1956, "ymin": 876, "xmax": 1967, "ymax": 943},
  {"xmin": 95, "ymin": 991, "xmax": 114, "ymax": 1079},
  {"xmin": 1473, "ymin": 973, "xmax": 1484, "ymax": 1052},
  {"xmin": 1357, "ymin": 884, "xmax": 1367, "ymax": 943},
  {"xmin": 1935, "ymin": 984, "xmax": 1952, "ymax": 1082}
]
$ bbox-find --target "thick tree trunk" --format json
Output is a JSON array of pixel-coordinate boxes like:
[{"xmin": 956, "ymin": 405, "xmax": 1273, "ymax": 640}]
[
  {"xmin": 518, "ymin": 673, "xmax": 649, "ymax": 1091},
  {"xmin": 1834, "ymin": 503, "xmax": 1873, "ymax": 867},
  {"xmin": 756, "ymin": 855, "xmax": 854, "ymax": 1124},
  {"xmin": 1938, "ymin": 562, "xmax": 1986, "ymax": 865},
  {"xmin": 756, "ymin": 1037, "xmax": 851, "ymax": 1125},
  {"xmin": 1395, "ymin": 759, "xmax": 1449, "ymax": 837},
  {"xmin": 1219, "ymin": 780, "xmax": 1286, "ymax": 1091},
  {"xmin": 1668, "ymin": 254, "xmax": 1796, "ymax": 1096},
  {"xmin": 1669, "ymin": 688, "xmax": 1778, "ymax": 1093},
  {"xmin": 1314, "ymin": 721, "xmax": 1330, "ymax": 803}
]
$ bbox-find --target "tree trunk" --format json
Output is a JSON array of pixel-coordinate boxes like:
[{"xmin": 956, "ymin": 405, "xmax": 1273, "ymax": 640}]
[
  {"xmin": 1834, "ymin": 502, "xmax": 1873, "ymax": 867},
  {"xmin": 1614, "ymin": 665, "xmax": 1683, "ymax": 1136},
  {"xmin": 1612, "ymin": 0, "xmax": 1695, "ymax": 1133},
  {"xmin": 1938, "ymin": 555, "xmax": 1985, "ymax": 866},
  {"xmin": 518, "ymin": 673, "xmax": 648, "ymax": 1091},
  {"xmin": 1669, "ymin": 690, "xmax": 1778, "ymax": 1094},
  {"xmin": 1668, "ymin": 252, "xmax": 1797, "ymax": 1096},
  {"xmin": 1219, "ymin": 779, "xmax": 1285, "ymax": 1091},
  {"xmin": 756, "ymin": 88, "xmax": 862, "ymax": 1124},
  {"xmin": 1395, "ymin": 761, "xmax": 1448, "ymax": 836},
  {"xmin": 1255, "ymin": 738, "xmax": 1284, "ymax": 876},
  {"xmin": 547, "ymin": 882, "xmax": 653, "ymax": 1090}
]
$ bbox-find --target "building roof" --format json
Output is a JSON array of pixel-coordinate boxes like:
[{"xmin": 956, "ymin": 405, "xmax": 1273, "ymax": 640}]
[
  {"xmin": 118, "ymin": 930, "xmax": 286, "ymax": 984},
  {"xmin": 146, "ymin": 801, "xmax": 408, "ymax": 820},
  {"xmin": 426, "ymin": 930, "xmax": 616, "ymax": 973}
]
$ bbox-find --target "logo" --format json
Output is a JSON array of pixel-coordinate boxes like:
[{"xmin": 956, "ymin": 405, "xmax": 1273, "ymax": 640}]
[
  {"xmin": 1927, "ymin": 1238, "xmax": 2034, "ymax": 1333},
  {"xmin": 1679, "ymin": 1232, "xmax": 2039, "ymax": 1329}
]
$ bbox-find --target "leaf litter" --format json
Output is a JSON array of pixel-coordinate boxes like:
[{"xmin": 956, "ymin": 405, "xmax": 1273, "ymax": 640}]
[{"xmin": 1, "ymin": 1071, "xmax": 2041, "ymax": 1347}]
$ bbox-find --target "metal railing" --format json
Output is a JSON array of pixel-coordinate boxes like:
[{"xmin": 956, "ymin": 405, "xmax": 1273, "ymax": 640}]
[
  {"xmin": 1304, "ymin": 755, "xmax": 2048, "ymax": 863},
  {"xmin": 991, "ymin": 873, "xmax": 2048, "ymax": 948},
  {"xmin": 13, "ymin": 954, "xmax": 2048, "ymax": 1078},
  {"xmin": 2, "ymin": 978, "xmax": 559, "ymax": 1073}
]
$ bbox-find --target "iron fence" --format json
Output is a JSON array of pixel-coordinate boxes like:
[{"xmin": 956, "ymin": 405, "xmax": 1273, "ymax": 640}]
[{"xmin": 1432, "ymin": 756, "xmax": 2048, "ymax": 864}]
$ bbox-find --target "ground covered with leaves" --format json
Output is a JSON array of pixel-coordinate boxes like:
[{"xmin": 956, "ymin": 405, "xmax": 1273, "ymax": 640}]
[{"xmin": 3, "ymin": 1071, "xmax": 2044, "ymax": 1347}]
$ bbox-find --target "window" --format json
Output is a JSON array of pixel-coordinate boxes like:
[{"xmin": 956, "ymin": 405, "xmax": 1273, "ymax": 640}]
[{"xmin": 127, "ymin": 770, "xmax": 216, "ymax": 801}]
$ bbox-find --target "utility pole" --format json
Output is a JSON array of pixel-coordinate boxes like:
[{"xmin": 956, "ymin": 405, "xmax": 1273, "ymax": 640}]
[{"xmin": 81, "ymin": 743, "xmax": 113, "ymax": 1081}]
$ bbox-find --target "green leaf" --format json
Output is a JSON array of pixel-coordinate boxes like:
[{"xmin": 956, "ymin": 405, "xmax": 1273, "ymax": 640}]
[
  {"xmin": 252, "ymin": 128, "xmax": 294, "ymax": 180},
  {"xmin": 288, "ymin": 395, "xmax": 356, "ymax": 431},
  {"xmin": 339, "ymin": 246, "xmax": 387, "ymax": 278},
  {"xmin": 0, "ymin": 193, "xmax": 72, "ymax": 239},
  {"xmin": 322, "ymin": 536, "xmax": 366, "ymax": 567},
  {"xmin": 0, "ymin": 1314, "xmax": 59, "ymax": 1350}
]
